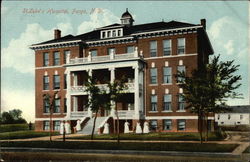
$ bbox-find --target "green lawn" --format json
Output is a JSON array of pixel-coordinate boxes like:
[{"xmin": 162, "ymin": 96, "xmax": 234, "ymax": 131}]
[
  {"xmin": 0, "ymin": 124, "xmax": 33, "ymax": 133},
  {"xmin": 67, "ymin": 132, "xmax": 226, "ymax": 141},
  {"xmin": 0, "ymin": 141, "xmax": 237, "ymax": 152},
  {"xmin": 0, "ymin": 131, "xmax": 59, "ymax": 140}
]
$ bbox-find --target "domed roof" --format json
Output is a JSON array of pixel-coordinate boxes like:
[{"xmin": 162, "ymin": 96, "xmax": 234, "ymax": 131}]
[{"xmin": 121, "ymin": 8, "xmax": 133, "ymax": 19}]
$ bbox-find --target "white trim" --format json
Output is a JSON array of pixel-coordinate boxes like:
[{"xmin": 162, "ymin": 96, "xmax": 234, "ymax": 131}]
[
  {"xmin": 149, "ymin": 111, "xmax": 158, "ymax": 113},
  {"xmin": 161, "ymin": 83, "xmax": 172, "ymax": 86},
  {"xmin": 86, "ymin": 36, "xmax": 134, "ymax": 44},
  {"xmin": 35, "ymin": 65, "xmax": 64, "ymax": 70},
  {"xmin": 132, "ymin": 26, "xmax": 202, "ymax": 36},
  {"xmin": 36, "ymin": 118, "xmax": 66, "ymax": 121},
  {"xmin": 145, "ymin": 116, "xmax": 215, "ymax": 120},
  {"xmin": 144, "ymin": 53, "xmax": 197, "ymax": 60},
  {"xmin": 30, "ymin": 40, "xmax": 81, "ymax": 48},
  {"xmin": 162, "ymin": 110, "xmax": 173, "ymax": 113}
]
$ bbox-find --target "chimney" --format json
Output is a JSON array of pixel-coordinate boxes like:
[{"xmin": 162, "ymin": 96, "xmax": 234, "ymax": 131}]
[
  {"xmin": 200, "ymin": 19, "xmax": 206, "ymax": 30},
  {"xmin": 54, "ymin": 29, "xmax": 61, "ymax": 39}
]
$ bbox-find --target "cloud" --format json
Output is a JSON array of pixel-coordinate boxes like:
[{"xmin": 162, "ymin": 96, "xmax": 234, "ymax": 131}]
[
  {"xmin": 1, "ymin": 89, "xmax": 35, "ymax": 122},
  {"xmin": 207, "ymin": 16, "xmax": 247, "ymax": 58},
  {"xmin": 77, "ymin": 9, "xmax": 120, "ymax": 34},
  {"xmin": 1, "ymin": 22, "xmax": 73, "ymax": 74},
  {"xmin": 223, "ymin": 40, "xmax": 234, "ymax": 55}
]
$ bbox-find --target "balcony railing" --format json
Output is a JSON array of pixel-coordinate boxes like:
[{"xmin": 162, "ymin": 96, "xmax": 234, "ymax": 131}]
[
  {"xmin": 117, "ymin": 110, "xmax": 135, "ymax": 118},
  {"xmin": 71, "ymin": 83, "xmax": 135, "ymax": 94},
  {"xmin": 67, "ymin": 48, "xmax": 143, "ymax": 65},
  {"xmin": 70, "ymin": 111, "xmax": 88, "ymax": 118}
]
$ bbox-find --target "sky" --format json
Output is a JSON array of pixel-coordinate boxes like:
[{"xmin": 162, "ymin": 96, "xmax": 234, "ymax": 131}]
[{"xmin": 1, "ymin": 1, "xmax": 249, "ymax": 122}]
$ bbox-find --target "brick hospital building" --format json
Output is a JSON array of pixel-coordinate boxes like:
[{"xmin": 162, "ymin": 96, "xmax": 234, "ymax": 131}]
[{"xmin": 30, "ymin": 9, "xmax": 214, "ymax": 133}]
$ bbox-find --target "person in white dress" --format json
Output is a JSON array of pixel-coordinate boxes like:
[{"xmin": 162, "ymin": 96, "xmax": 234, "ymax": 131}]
[
  {"xmin": 103, "ymin": 122, "xmax": 109, "ymax": 134},
  {"xmin": 135, "ymin": 122, "xmax": 142, "ymax": 134},
  {"xmin": 60, "ymin": 121, "xmax": 64, "ymax": 135},
  {"xmin": 143, "ymin": 121, "xmax": 150, "ymax": 134},
  {"xmin": 124, "ymin": 121, "xmax": 130, "ymax": 133},
  {"xmin": 76, "ymin": 120, "xmax": 81, "ymax": 131},
  {"xmin": 65, "ymin": 121, "xmax": 71, "ymax": 134}
]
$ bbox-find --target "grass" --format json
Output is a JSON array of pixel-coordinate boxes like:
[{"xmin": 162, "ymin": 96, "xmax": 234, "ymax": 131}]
[
  {"xmin": 67, "ymin": 132, "xmax": 226, "ymax": 141},
  {"xmin": 0, "ymin": 131, "xmax": 59, "ymax": 140},
  {"xmin": 1, "ymin": 152, "xmax": 242, "ymax": 162},
  {"xmin": 0, "ymin": 141, "xmax": 238, "ymax": 152},
  {"xmin": 0, "ymin": 124, "xmax": 34, "ymax": 133}
]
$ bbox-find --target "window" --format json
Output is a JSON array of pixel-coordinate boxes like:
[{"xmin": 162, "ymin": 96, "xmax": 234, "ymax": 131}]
[
  {"xmin": 150, "ymin": 41, "xmax": 157, "ymax": 57},
  {"xmin": 163, "ymin": 120, "xmax": 172, "ymax": 130},
  {"xmin": 102, "ymin": 32, "xmax": 106, "ymax": 38},
  {"xmin": 126, "ymin": 46, "xmax": 134, "ymax": 53},
  {"xmin": 43, "ymin": 121, "xmax": 50, "ymax": 130},
  {"xmin": 150, "ymin": 68, "xmax": 157, "ymax": 84},
  {"xmin": 177, "ymin": 66, "xmax": 185, "ymax": 83},
  {"xmin": 43, "ymin": 52, "xmax": 49, "ymax": 66},
  {"xmin": 53, "ymin": 121, "xmax": 60, "ymax": 131},
  {"xmin": 90, "ymin": 49, "xmax": 97, "ymax": 57},
  {"xmin": 218, "ymin": 114, "xmax": 220, "ymax": 120},
  {"xmin": 150, "ymin": 120, "xmax": 157, "ymax": 131},
  {"xmin": 118, "ymin": 30, "xmax": 121, "ymax": 36},
  {"xmin": 64, "ymin": 50, "xmax": 70, "ymax": 64},
  {"xmin": 54, "ymin": 99, "xmax": 60, "ymax": 113},
  {"xmin": 163, "ymin": 94, "xmax": 172, "ymax": 111},
  {"xmin": 43, "ymin": 99, "xmax": 50, "ymax": 113},
  {"xmin": 53, "ymin": 75, "xmax": 60, "ymax": 89},
  {"xmin": 64, "ymin": 74, "xmax": 67, "ymax": 89},
  {"xmin": 163, "ymin": 40, "xmax": 171, "ymax": 56},
  {"xmin": 228, "ymin": 114, "xmax": 231, "ymax": 120},
  {"xmin": 53, "ymin": 51, "xmax": 60, "ymax": 65},
  {"xmin": 178, "ymin": 94, "xmax": 185, "ymax": 111},
  {"xmin": 107, "ymin": 31, "xmax": 111, "ymax": 37},
  {"xmin": 178, "ymin": 120, "xmax": 186, "ymax": 131},
  {"xmin": 151, "ymin": 95, "xmax": 157, "ymax": 111},
  {"xmin": 163, "ymin": 67, "xmax": 172, "ymax": 83},
  {"xmin": 177, "ymin": 38, "xmax": 185, "ymax": 54},
  {"xmin": 64, "ymin": 98, "xmax": 67, "ymax": 113},
  {"xmin": 107, "ymin": 48, "xmax": 115, "ymax": 55},
  {"xmin": 112, "ymin": 30, "xmax": 116, "ymax": 37},
  {"xmin": 43, "ymin": 76, "xmax": 49, "ymax": 90},
  {"xmin": 240, "ymin": 115, "xmax": 243, "ymax": 120}
]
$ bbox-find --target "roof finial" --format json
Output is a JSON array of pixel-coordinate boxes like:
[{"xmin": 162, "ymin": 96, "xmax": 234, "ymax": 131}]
[
  {"xmin": 126, "ymin": 8, "xmax": 128, "ymax": 12},
  {"xmin": 162, "ymin": 19, "xmax": 164, "ymax": 22}
]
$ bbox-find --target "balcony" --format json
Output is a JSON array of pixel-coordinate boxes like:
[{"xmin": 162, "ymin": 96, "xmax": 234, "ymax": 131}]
[
  {"xmin": 70, "ymin": 111, "xmax": 89, "ymax": 119},
  {"xmin": 70, "ymin": 83, "xmax": 135, "ymax": 95},
  {"xmin": 117, "ymin": 110, "xmax": 135, "ymax": 119},
  {"xmin": 66, "ymin": 48, "xmax": 143, "ymax": 65}
]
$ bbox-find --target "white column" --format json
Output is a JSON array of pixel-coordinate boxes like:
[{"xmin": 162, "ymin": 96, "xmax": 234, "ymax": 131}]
[
  {"xmin": 109, "ymin": 67, "xmax": 115, "ymax": 116},
  {"xmin": 87, "ymin": 70, "xmax": 93, "ymax": 117},
  {"xmin": 66, "ymin": 53, "xmax": 70, "ymax": 64},
  {"xmin": 73, "ymin": 73, "xmax": 78, "ymax": 86},
  {"xmin": 66, "ymin": 70, "xmax": 71, "ymax": 118},
  {"xmin": 134, "ymin": 47, "xmax": 138, "ymax": 57},
  {"xmin": 88, "ymin": 51, "xmax": 92, "ymax": 62},
  {"xmin": 134, "ymin": 65, "xmax": 140, "ymax": 119},
  {"xmin": 74, "ymin": 96, "xmax": 78, "ymax": 112},
  {"xmin": 110, "ymin": 49, "xmax": 114, "ymax": 60}
]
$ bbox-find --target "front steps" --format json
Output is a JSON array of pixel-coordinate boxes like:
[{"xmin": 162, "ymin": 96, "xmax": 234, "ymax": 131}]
[{"xmin": 77, "ymin": 116, "xmax": 110, "ymax": 134}]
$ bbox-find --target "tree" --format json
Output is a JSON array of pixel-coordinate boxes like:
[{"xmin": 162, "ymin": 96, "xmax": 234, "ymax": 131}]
[
  {"xmin": 43, "ymin": 91, "xmax": 59, "ymax": 142},
  {"xmin": 84, "ymin": 73, "xmax": 111, "ymax": 140},
  {"xmin": 0, "ymin": 109, "xmax": 27, "ymax": 124},
  {"xmin": 107, "ymin": 76, "xmax": 127, "ymax": 143},
  {"xmin": 176, "ymin": 55, "xmax": 242, "ymax": 144}
]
